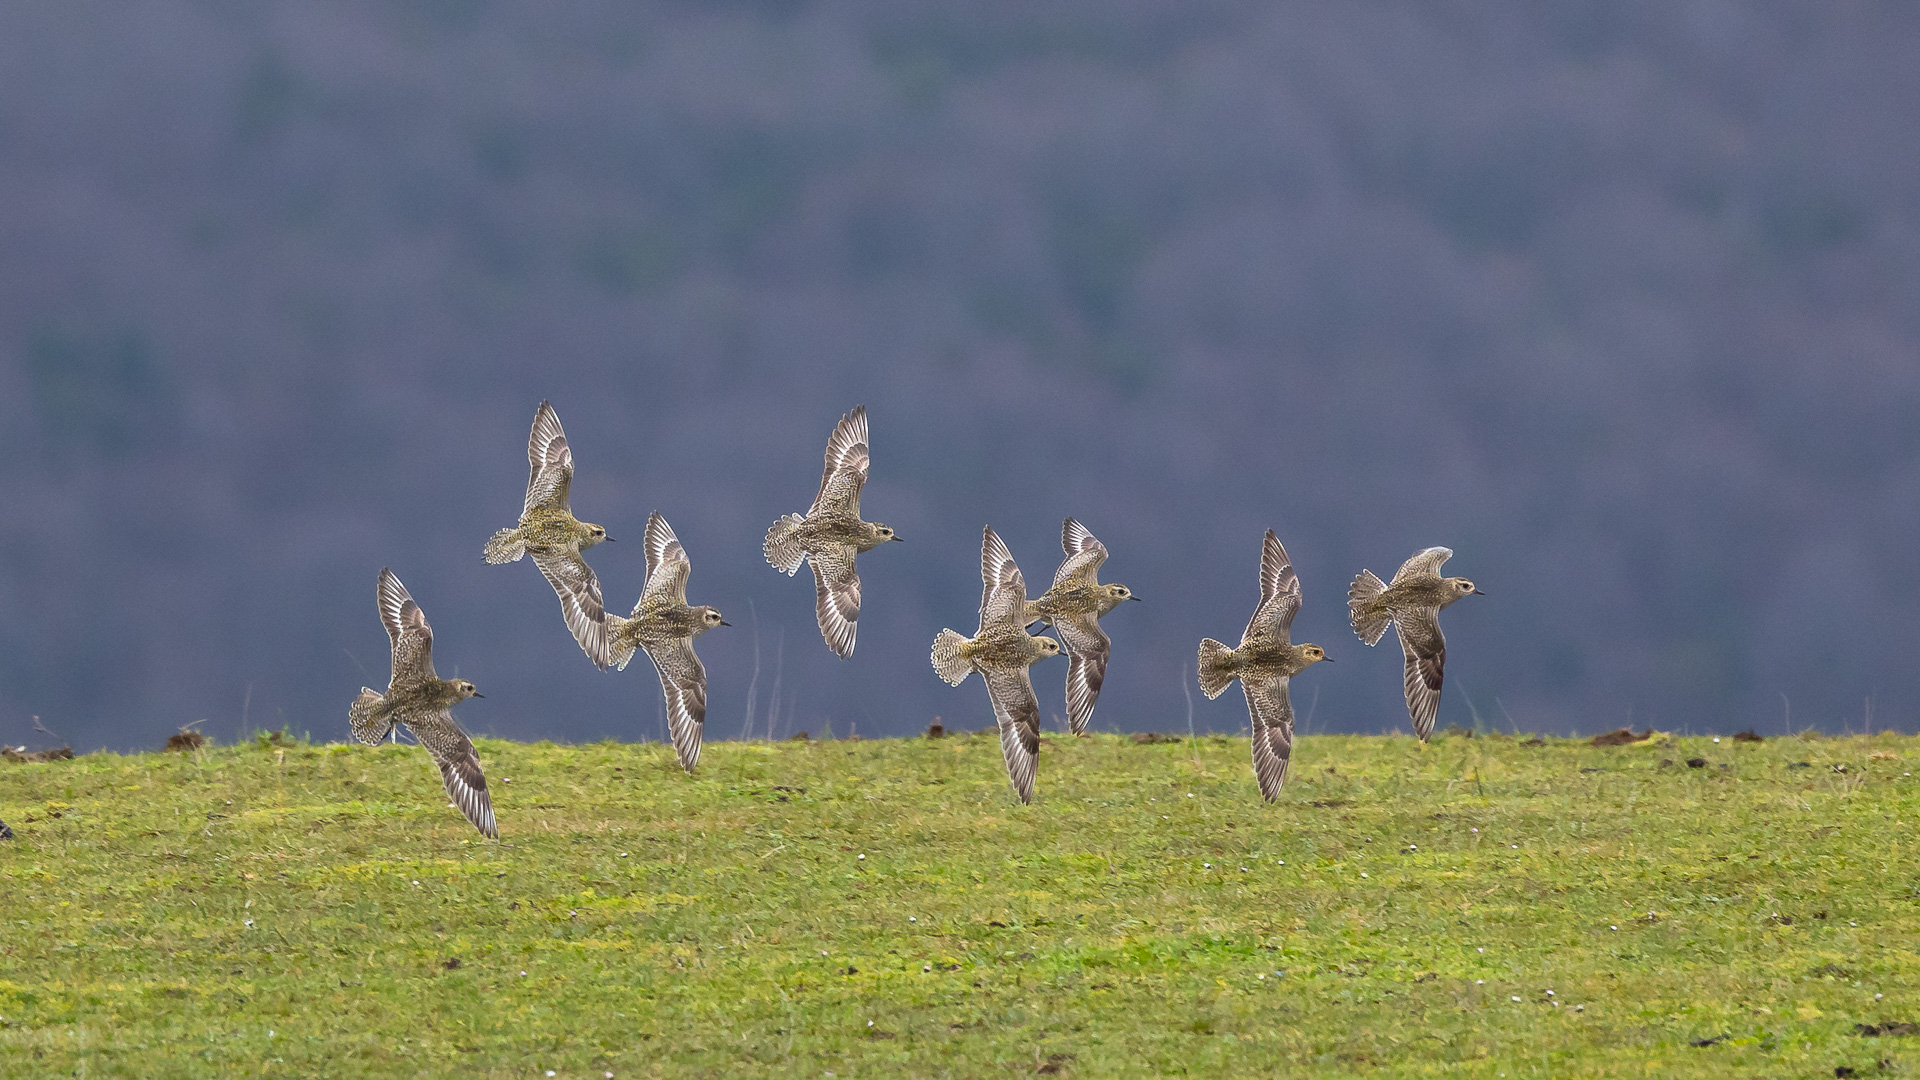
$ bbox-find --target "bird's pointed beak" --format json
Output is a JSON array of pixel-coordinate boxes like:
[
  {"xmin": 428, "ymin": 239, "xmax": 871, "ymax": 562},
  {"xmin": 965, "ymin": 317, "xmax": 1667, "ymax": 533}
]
[
  {"xmin": 719, "ymin": 620, "xmax": 732, "ymax": 627},
  {"xmin": 1128, "ymin": 595, "xmax": 1142, "ymax": 602},
  {"xmin": 472, "ymin": 692, "xmax": 485, "ymax": 698},
  {"xmin": 1472, "ymin": 588, "xmax": 1486, "ymax": 595},
  {"xmin": 892, "ymin": 534, "xmax": 905, "ymax": 542},
  {"xmin": 1320, "ymin": 657, "xmax": 1334, "ymax": 663},
  {"xmin": 604, "ymin": 536, "xmax": 616, "ymax": 542}
]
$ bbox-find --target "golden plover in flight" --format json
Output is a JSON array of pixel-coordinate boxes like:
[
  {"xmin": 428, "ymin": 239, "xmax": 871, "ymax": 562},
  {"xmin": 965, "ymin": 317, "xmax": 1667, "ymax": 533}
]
[
  {"xmin": 1022, "ymin": 517, "xmax": 1137, "ymax": 736},
  {"xmin": 1347, "ymin": 546, "xmax": 1482, "ymax": 741},
  {"xmin": 763, "ymin": 405, "xmax": 901, "ymax": 658},
  {"xmin": 1197, "ymin": 531, "xmax": 1330, "ymax": 802},
  {"xmin": 931, "ymin": 526, "xmax": 1063, "ymax": 804},
  {"xmin": 484, "ymin": 401, "xmax": 614, "ymax": 669},
  {"xmin": 607, "ymin": 512, "xmax": 727, "ymax": 773},
  {"xmin": 348, "ymin": 568, "xmax": 497, "ymax": 838}
]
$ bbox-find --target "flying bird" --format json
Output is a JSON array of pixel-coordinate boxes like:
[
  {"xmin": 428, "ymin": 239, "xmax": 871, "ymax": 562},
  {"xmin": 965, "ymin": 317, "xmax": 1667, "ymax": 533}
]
[
  {"xmin": 931, "ymin": 526, "xmax": 1063, "ymax": 804},
  {"xmin": 484, "ymin": 400, "xmax": 613, "ymax": 669},
  {"xmin": 1347, "ymin": 546, "xmax": 1482, "ymax": 740},
  {"xmin": 1197, "ymin": 531, "xmax": 1330, "ymax": 801},
  {"xmin": 607, "ymin": 513, "xmax": 728, "ymax": 773},
  {"xmin": 1022, "ymin": 518, "xmax": 1138, "ymax": 736},
  {"xmin": 348, "ymin": 568, "xmax": 497, "ymax": 838},
  {"xmin": 763, "ymin": 405, "xmax": 901, "ymax": 658}
]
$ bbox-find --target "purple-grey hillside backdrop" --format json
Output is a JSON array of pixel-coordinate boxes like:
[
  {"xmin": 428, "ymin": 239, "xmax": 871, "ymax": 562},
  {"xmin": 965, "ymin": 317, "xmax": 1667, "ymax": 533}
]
[{"xmin": 2, "ymin": 3, "xmax": 1916, "ymax": 749}]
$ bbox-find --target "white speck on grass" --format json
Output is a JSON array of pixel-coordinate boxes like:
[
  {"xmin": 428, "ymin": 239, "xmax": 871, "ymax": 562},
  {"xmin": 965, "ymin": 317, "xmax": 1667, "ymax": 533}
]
[
  {"xmin": 546, "ymin": 1072, "xmax": 556, "ymax": 1077},
  {"xmin": 1511, "ymin": 844, "xmax": 1518, "ymax": 849},
  {"xmin": 1240, "ymin": 867, "xmax": 1249, "ymax": 872},
  {"xmin": 520, "ymin": 971, "xmax": 527, "ymax": 977},
  {"xmin": 923, "ymin": 964, "xmax": 931, "ymax": 972},
  {"xmin": 1476, "ymin": 980, "xmax": 1484, "ymax": 985},
  {"xmin": 867, "ymin": 1020, "xmax": 874, "ymax": 1027},
  {"xmin": 1713, "ymin": 737, "xmax": 1721, "ymax": 743},
  {"xmin": 1187, "ymin": 793, "xmax": 1194, "ymax": 798},
  {"xmin": 1472, "ymin": 827, "xmax": 1478, "ymax": 833},
  {"xmin": 1360, "ymin": 872, "xmax": 1368, "ymax": 878},
  {"xmin": 857, "ymin": 854, "xmax": 865, "ymax": 861},
  {"xmin": 1546, "ymin": 990, "xmax": 1554, "ymax": 996},
  {"xmin": 1575, "ymin": 1004, "xmax": 1584, "ymax": 1012},
  {"xmin": 909, "ymin": 916, "xmax": 916, "ymax": 922},
  {"xmin": 1511, "ymin": 996, "xmax": 1522, "ymax": 1002},
  {"xmin": 1877, "ymin": 993, "xmax": 1885, "ymax": 999},
  {"xmin": 1610, "ymin": 925, "xmax": 1618, "ymax": 931},
  {"xmin": 619, "ymin": 852, "xmax": 628, "ymax": 858},
  {"xmin": 1477, "ymin": 947, "xmax": 1485, "ymax": 953},
  {"xmin": 1204, "ymin": 863, "xmax": 1212, "ymax": 869},
  {"xmin": 243, "ymin": 919, "xmax": 254, "ymax": 928}
]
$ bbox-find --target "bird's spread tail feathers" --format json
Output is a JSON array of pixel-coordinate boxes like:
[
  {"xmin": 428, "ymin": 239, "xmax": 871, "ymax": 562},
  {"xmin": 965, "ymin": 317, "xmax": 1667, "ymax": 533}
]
[
  {"xmin": 1196, "ymin": 639, "xmax": 1238, "ymax": 699},
  {"xmin": 604, "ymin": 615, "xmax": 637, "ymax": 671},
  {"xmin": 763, "ymin": 513, "xmax": 807, "ymax": 575},
  {"xmin": 931, "ymin": 629, "xmax": 972, "ymax": 686},
  {"xmin": 483, "ymin": 528, "xmax": 526, "ymax": 564},
  {"xmin": 1348, "ymin": 570, "xmax": 1392, "ymax": 645},
  {"xmin": 348, "ymin": 689, "xmax": 391, "ymax": 745}
]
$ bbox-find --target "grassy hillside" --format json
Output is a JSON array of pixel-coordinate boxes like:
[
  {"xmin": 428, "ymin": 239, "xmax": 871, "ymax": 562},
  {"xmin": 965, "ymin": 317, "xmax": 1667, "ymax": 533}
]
[{"xmin": 2, "ymin": 729, "xmax": 1917, "ymax": 1077}]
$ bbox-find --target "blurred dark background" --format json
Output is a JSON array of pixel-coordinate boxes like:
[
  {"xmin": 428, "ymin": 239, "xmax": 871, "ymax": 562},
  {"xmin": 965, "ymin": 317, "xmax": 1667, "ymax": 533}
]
[{"xmin": 3, "ymin": 2, "xmax": 1916, "ymax": 751}]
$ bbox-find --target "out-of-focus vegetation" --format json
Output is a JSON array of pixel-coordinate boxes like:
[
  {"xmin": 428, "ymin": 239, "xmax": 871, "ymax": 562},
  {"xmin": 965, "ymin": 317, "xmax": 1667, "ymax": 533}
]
[{"xmin": 1, "ymin": 4, "xmax": 1916, "ymax": 748}]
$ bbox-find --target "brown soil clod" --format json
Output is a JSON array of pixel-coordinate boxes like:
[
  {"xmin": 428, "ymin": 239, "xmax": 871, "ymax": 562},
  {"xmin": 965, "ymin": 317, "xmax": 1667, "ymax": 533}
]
[
  {"xmin": 1855, "ymin": 1022, "xmax": 1920, "ymax": 1037},
  {"xmin": 926, "ymin": 722, "xmax": 946, "ymax": 738},
  {"xmin": 1733, "ymin": 730, "xmax": 1764, "ymax": 742},
  {"xmin": 1130, "ymin": 732, "xmax": 1178, "ymax": 744},
  {"xmin": 3, "ymin": 745, "xmax": 74, "ymax": 763},
  {"xmin": 1686, "ymin": 758, "xmax": 1708, "ymax": 768},
  {"xmin": 1590, "ymin": 728, "xmax": 1653, "ymax": 747},
  {"xmin": 165, "ymin": 730, "xmax": 207, "ymax": 752}
]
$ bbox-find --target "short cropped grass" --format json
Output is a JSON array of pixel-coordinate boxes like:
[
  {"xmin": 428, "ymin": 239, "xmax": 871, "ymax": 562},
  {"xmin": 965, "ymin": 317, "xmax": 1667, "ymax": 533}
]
[{"xmin": 3, "ymin": 728, "xmax": 1919, "ymax": 1077}]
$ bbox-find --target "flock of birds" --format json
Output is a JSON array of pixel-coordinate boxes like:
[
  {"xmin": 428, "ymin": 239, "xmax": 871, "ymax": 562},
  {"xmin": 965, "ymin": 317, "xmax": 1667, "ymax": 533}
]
[{"xmin": 348, "ymin": 403, "xmax": 1482, "ymax": 838}]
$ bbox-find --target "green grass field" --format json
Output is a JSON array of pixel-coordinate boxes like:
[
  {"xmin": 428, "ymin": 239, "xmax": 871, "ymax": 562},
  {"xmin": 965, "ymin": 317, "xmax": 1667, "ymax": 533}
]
[{"xmin": 3, "ymin": 728, "xmax": 1917, "ymax": 1078}]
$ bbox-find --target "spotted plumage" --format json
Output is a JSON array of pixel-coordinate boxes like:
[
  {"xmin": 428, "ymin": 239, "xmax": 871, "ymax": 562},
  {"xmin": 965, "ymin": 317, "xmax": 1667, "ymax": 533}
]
[
  {"xmin": 1196, "ymin": 531, "xmax": 1330, "ymax": 802},
  {"xmin": 484, "ymin": 401, "xmax": 613, "ymax": 669},
  {"xmin": 607, "ymin": 513, "xmax": 727, "ymax": 773},
  {"xmin": 931, "ymin": 526, "xmax": 1063, "ymax": 804},
  {"xmin": 1347, "ymin": 546, "xmax": 1482, "ymax": 741},
  {"xmin": 762, "ymin": 405, "xmax": 901, "ymax": 658},
  {"xmin": 1020, "ymin": 518, "xmax": 1137, "ymax": 736},
  {"xmin": 347, "ymin": 568, "xmax": 497, "ymax": 838}
]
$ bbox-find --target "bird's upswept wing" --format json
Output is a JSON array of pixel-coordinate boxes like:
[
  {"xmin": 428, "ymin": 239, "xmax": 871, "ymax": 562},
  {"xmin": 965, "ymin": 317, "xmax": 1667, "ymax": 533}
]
[
  {"xmin": 1053, "ymin": 517, "xmax": 1109, "ymax": 589},
  {"xmin": 1391, "ymin": 546, "xmax": 1453, "ymax": 585},
  {"xmin": 638, "ymin": 512, "xmax": 692, "ymax": 612},
  {"xmin": 979, "ymin": 526, "xmax": 1028, "ymax": 629},
  {"xmin": 523, "ymin": 400, "xmax": 574, "ymax": 517},
  {"xmin": 809, "ymin": 406, "xmax": 870, "ymax": 518},
  {"xmin": 378, "ymin": 568, "xmax": 437, "ymax": 688},
  {"xmin": 1242, "ymin": 530, "xmax": 1302, "ymax": 645}
]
